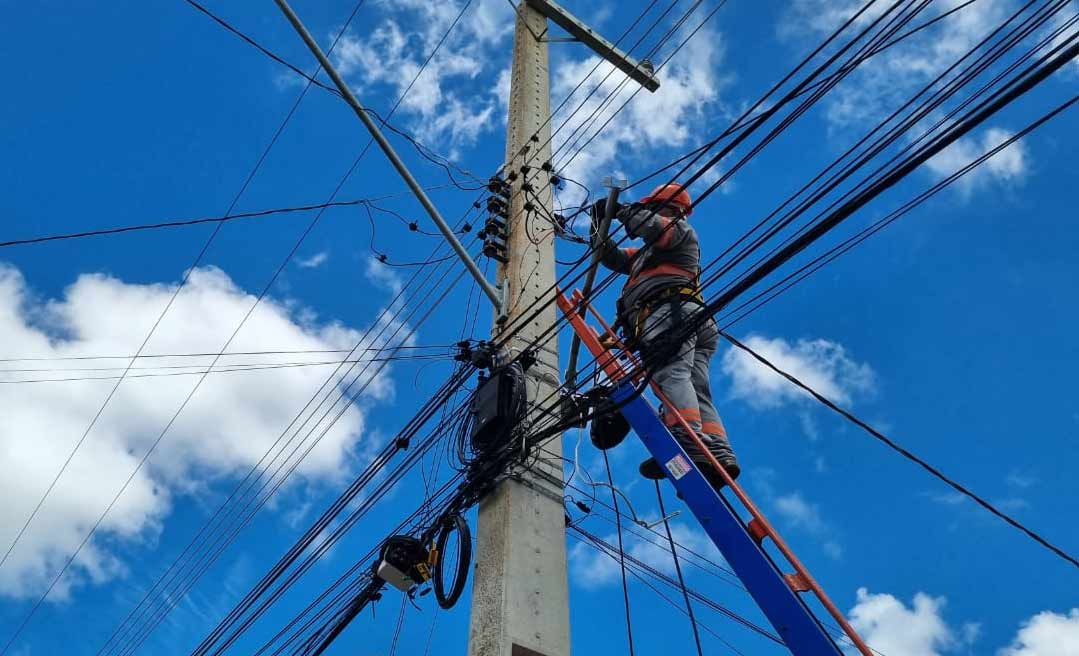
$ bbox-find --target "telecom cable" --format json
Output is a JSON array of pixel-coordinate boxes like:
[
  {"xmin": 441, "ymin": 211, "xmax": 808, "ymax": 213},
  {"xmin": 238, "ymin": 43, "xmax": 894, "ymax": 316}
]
[{"xmin": 0, "ymin": 6, "xmax": 375, "ymax": 650}]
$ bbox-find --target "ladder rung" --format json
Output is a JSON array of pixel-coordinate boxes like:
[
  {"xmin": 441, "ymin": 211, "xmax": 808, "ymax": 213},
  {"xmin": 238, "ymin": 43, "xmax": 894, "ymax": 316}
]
[
  {"xmin": 784, "ymin": 572, "xmax": 812, "ymax": 593},
  {"xmin": 747, "ymin": 517, "xmax": 769, "ymax": 544}
]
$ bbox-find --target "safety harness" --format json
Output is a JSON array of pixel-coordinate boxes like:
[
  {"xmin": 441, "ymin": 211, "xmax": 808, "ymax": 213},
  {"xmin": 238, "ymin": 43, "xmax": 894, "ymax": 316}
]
[
  {"xmin": 628, "ymin": 284, "xmax": 704, "ymax": 345},
  {"xmin": 617, "ymin": 253, "xmax": 704, "ymax": 347}
]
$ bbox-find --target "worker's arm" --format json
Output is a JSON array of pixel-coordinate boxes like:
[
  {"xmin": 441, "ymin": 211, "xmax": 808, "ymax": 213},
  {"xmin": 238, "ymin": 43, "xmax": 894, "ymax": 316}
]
[
  {"xmin": 590, "ymin": 199, "xmax": 633, "ymax": 274},
  {"xmin": 616, "ymin": 205, "xmax": 689, "ymax": 250},
  {"xmin": 598, "ymin": 244, "xmax": 635, "ymax": 273}
]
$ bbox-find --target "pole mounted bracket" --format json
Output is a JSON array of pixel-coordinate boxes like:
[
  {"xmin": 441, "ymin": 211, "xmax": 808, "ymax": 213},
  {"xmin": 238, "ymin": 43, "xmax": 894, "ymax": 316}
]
[
  {"xmin": 495, "ymin": 282, "xmax": 509, "ymax": 325},
  {"xmin": 524, "ymin": 0, "xmax": 661, "ymax": 92}
]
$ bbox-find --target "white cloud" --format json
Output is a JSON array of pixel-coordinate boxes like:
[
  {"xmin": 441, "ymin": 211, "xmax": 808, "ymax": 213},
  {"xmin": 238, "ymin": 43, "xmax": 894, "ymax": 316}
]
[
  {"xmin": 926, "ymin": 490, "xmax": 968, "ymax": 506},
  {"xmin": 1006, "ymin": 472, "xmax": 1038, "ymax": 489},
  {"xmin": 772, "ymin": 490, "xmax": 842, "ymax": 560},
  {"xmin": 774, "ymin": 492, "xmax": 825, "ymax": 532},
  {"xmin": 549, "ymin": 22, "xmax": 729, "ymax": 196},
  {"xmin": 0, "ymin": 263, "xmax": 402, "ymax": 600},
  {"xmin": 999, "ymin": 609, "xmax": 1079, "ymax": 655},
  {"xmin": 754, "ymin": 471, "xmax": 842, "ymax": 558},
  {"xmin": 720, "ymin": 334, "xmax": 875, "ymax": 410},
  {"xmin": 570, "ymin": 522, "xmax": 722, "ymax": 589},
  {"xmin": 995, "ymin": 496, "xmax": 1031, "ymax": 512},
  {"xmin": 494, "ymin": 66, "xmax": 512, "ymax": 114},
  {"xmin": 331, "ymin": 0, "xmax": 513, "ymax": 150},
  {"xmin": 329, "ymin": 2, "xmax": 731, "ymax": 198},
  {"xmin": 779, "ymin": 0, "xmax": 1034, "ymax": 189},
  {"xmin": 295, "ymin": 251, "xmax": 329, "ymax": 269},
  {"xmin": 925, "ymin": 126, "xmax": 1029, "ymax": 193},
  {"xmin": 799, "ymin": 410, "xmax": 821, "ymax": 441},
  {"xmin": 848, "ymin": 588, "xmax": 957, "ymax": 656}
]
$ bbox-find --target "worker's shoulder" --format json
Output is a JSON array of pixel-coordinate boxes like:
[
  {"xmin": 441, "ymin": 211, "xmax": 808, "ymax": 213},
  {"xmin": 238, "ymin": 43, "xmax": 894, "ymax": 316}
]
[{"xmin": 679, "ymin": 216, "xmax": 699, "ymax": 237}]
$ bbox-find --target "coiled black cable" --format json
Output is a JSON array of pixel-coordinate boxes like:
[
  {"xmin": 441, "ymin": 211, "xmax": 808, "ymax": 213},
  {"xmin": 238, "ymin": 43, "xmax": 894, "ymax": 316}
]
[{"xmin": 433, "ymin": 514, "xmax": 472, "ymax": 609}]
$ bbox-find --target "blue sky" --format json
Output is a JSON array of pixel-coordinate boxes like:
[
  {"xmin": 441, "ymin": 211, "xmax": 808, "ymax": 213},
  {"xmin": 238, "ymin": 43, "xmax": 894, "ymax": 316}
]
[{"xmin": 1, "ymin": 1, "xmax": 1077, "ymax": 655}]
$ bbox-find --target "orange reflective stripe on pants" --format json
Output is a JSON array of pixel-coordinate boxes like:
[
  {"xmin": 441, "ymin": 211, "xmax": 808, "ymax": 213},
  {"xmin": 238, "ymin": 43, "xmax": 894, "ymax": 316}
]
[
  {"xmin": 702, "ymin": 420, "xmax": 727, "ymax": 437},
  {"xmin": 663, "ymin": 407, "xmax": 700, "ymax": 427}
]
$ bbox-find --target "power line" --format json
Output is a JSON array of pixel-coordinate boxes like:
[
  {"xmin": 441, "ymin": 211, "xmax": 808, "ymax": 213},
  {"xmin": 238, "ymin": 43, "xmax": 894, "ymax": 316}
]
[
  {"xmin": 113, "ymin": 2, "xmax": 1074, "ymax": 651},
  {"xmin": 0, "ymin": 0, "xmax": 372, "ymax": 598},
  {"xmin": 569, "ymin": 525, "xmax": 781, "ymax": 648},
  {"xmin": 484, "ymin": 0, "xmax": 919, "ymax": 454},
  {"xmin": 654, "ymin": 480, "xmax": 703, "ymax": 656},
  {"xmin": 603, "ymin": 451, "xmax": 636, "ymax": 656},
  {"xmin": 719, "ymin": 329, "xmax": 1079, "ymax": 571},
  {"xmin": 0, "ymin": 3, "xmax": 377, "ymax": 653},
  {"xmin": 694, "ymin": 0, "xmax": 1073, "ymax": 304},
  {"xmin": 0, "ymin": 344, "xmax": 454, "ymax": 363},
  {"xmin": 523, "ymin": 0, "xmax": 1077, "ymax": 427},
  {"xmin": 96, "ymin": 3, "xmax": 486, "ymax": 650},
  {"xmin": 627, "ymin": 0, "xmax": 989, "ymax": 190},
  {"xmin": 208, "ymin": 10, "xmax": 725, "ymax": 643},
  {"xmin": 500, "ymin": 3, "xmax": 1079, "ymax": 590},
  {"xmin": 0, "ymin": 355, "xmax": 454, "ymax": 385},
  {"xmin": 101, "ymin": 255, "xmax": 470, "ymax": 656},
  {"xmin": 714, "ymin": 92, "xmax": 1079, "ymax": 330},
  {"xmin": 490, "ymin": 0, "xmax": 890, "ymax": 353},
  {"xmin": 0, "ymin": 190, "xmax": 458, "ymax": 249},
  {"xmin": 186, "ymin": 0, "xmax": 484, "ymax": 191},
  {"xmin": 697, "ymin": 30, "xmax": 1079, "ymax": 319}
]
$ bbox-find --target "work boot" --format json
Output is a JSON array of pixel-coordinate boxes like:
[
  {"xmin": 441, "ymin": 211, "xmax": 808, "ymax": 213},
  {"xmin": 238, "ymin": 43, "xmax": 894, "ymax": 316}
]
[
  {"xmin": 701, "ymin": 452, "xmax": 741, "ymax": 489},
  {"xmin": 638, "ymin": 452, "xmax": 740, "ymax": 487},
  {"xmin": 704, "ymin": 436, "xmax": 741, "ymax": 487}
]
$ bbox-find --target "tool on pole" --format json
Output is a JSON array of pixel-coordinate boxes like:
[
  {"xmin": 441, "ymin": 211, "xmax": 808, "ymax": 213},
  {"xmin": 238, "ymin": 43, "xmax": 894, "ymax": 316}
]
[{"xmin": 564, "ymin": 177, "xmax": 624, "ymax": 388}]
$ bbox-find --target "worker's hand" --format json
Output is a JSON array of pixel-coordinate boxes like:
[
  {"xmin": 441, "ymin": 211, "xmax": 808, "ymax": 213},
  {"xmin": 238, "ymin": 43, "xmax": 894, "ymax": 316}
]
[{"xmin": 598, "ymin": 331, "xmax": 619, "ymax": 350}]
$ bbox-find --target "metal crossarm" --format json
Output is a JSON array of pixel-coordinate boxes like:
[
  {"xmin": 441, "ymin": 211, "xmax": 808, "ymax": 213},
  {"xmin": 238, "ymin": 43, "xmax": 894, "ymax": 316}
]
[{"xmin": 556, "ymin": 288, "xmax": 872, "ymax": 656}]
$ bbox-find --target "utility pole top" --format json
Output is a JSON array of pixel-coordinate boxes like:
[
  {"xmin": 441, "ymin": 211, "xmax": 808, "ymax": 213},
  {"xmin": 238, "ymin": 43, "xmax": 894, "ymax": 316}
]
[{"xmin": 524, "ymin": 0, "xmax": 661, "ymax": 92}]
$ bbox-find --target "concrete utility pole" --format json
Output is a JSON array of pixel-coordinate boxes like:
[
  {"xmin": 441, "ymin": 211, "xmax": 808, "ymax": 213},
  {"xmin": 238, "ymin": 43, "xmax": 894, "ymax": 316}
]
[{"xmin": 468, "ymin": 3, "xmax": 658, "ymax": 656}]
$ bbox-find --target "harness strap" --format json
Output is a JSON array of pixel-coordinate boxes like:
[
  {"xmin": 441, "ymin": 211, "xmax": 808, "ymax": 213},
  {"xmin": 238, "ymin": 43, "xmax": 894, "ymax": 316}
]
[
  {"xmin": 625, "ymin": 263, "xmax": 697, "ymax": 290},
  {"xmin": 629, "ymin": 286, "xmax": 705, "ymax": 348}
]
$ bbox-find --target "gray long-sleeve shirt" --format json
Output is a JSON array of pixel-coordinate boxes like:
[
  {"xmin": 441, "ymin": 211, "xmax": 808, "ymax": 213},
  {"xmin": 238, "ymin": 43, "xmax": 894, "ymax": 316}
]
[{"xmin": 597, "ymin": 206, "xmax": 701, "ymax": 321}]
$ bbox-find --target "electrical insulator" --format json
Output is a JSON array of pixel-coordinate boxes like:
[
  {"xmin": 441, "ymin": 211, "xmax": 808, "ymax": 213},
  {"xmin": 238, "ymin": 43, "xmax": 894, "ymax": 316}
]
[
  {"xmin": 487, "ymin": 176, "xmax": 510, "ymax": 198},
  {"xmin": 486, "ymin": 197, "xmax": 508, "ymax": 217},
  {"xmin": 483, "ymin": 239, "xmax": 508, "ymax": 264}
]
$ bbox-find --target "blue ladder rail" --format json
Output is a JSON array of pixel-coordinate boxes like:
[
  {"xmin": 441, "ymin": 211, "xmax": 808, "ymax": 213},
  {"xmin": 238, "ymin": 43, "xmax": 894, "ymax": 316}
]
[{"xmin": 557, "ymin": 288, "xmax": 872, "ymax": 656}]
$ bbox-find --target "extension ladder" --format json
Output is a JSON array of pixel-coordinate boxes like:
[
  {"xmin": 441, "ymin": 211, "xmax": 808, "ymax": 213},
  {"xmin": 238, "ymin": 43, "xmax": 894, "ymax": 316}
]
[{"xmin": 556, "ymin": 288, "xmax": 872, "ymax": 656}]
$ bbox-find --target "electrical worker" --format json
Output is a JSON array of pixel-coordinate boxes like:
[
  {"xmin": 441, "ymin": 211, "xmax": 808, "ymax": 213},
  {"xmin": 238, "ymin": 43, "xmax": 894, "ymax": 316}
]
[{"xmin": 594, "ymin": 183, "xmax": 741, "ymax": 488}]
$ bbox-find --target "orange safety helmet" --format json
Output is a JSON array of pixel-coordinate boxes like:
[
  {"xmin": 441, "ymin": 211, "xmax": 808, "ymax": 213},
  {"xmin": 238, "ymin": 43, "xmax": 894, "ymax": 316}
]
[{"xmin": 640, "ymin": 183, "xmax": 693, "ymax": 216}]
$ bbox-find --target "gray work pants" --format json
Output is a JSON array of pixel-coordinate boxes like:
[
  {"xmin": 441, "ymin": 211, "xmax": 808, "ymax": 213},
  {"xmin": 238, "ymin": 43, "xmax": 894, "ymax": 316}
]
[{"xmin": 636, "ymin": 300, "xmax": 731, "ymax": 469}]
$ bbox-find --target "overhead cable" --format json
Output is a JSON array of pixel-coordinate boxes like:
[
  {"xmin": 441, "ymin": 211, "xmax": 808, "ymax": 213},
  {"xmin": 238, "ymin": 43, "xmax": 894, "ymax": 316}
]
[
  {"xmin": 97, "ymin": 3, "xmax": 485, "ymax": 650},
  {"xmin": 0, "ymin": 0, "xmax": 373, "ymax": 621},
  {"xmin": 0, "ymin": 191, "xmax": 459, "ymax": 249},
  {"xmin": 720, "ymin": 329, "xmax": 1079, "ymax": 571}
]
